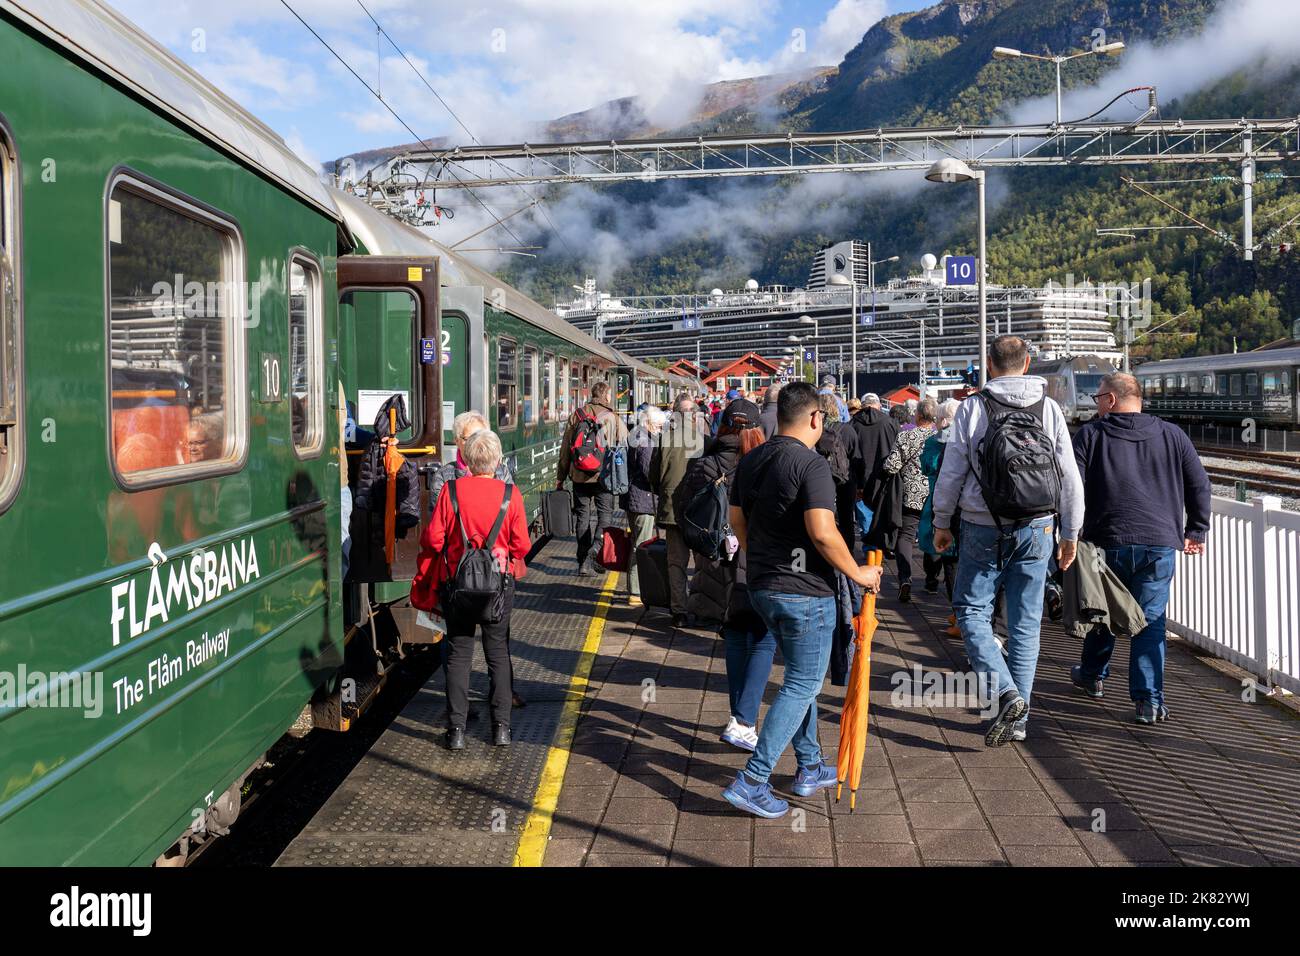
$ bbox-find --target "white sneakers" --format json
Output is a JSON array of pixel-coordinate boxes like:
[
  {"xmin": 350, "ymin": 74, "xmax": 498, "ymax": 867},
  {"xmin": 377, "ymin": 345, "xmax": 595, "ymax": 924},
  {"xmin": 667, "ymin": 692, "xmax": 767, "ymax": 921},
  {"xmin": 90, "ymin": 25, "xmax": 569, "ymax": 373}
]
[{"xmin": 721, "ymin": 716, "xmax": 759, "ymax": 752}]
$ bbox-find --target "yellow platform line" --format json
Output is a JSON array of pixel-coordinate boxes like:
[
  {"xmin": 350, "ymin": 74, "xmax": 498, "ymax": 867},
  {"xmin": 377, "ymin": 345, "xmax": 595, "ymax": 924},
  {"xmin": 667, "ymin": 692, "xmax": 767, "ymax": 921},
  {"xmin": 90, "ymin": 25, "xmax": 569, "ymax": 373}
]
[{"xmin": 513, "ymin": 570, "xmax": 618, "ymax": 867}]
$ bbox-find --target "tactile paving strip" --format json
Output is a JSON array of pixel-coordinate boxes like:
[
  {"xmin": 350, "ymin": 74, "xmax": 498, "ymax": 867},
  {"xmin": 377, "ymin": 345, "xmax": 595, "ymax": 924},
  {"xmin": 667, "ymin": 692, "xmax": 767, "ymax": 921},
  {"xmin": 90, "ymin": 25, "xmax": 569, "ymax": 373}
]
[{"xmin": 275, "ymin": 543, "xmax": 605, "ymax": 867}]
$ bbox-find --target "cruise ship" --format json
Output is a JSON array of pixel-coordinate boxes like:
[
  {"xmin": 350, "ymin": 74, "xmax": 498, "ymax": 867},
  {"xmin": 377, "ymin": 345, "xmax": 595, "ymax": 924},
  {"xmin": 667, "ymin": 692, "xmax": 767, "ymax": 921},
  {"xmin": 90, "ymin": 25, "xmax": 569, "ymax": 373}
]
[{"xmin": 554, "ymin": 240, "xmax": 1126, "ymax": 380}]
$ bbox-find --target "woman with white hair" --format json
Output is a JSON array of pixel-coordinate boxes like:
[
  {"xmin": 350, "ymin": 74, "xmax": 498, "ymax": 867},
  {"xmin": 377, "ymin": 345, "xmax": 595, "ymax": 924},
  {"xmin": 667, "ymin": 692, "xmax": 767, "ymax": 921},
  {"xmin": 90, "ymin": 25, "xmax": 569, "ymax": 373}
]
[
  {"xmin": 625, "ymin": 403, "xmax": 666, "ymax": 606},
  {"xmin": 429, "ymin": 410, "xmax": 512, "ymax": 504},
  {"xmin": 412, "ymin": 428, "xmax": 530, "ymax": 750},
  {"xmin": 919, "ymin": 397, "xmax": 961, "ymax": 634}
]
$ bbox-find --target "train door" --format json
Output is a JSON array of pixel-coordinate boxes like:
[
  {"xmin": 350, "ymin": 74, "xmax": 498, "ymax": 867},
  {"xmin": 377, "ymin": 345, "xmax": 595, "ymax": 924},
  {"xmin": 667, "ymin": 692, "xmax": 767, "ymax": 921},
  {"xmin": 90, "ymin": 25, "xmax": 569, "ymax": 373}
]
[
  {"xmin": 336, "ymin": 256, "xmax": 441, "ymax": 584},
  {"xmin": 438, "ymin": 286, "xmax": 485, "ymax": 464},
  {"xmin": 615, "ymin": 365, "xmax": 635, "ymax": 417}
]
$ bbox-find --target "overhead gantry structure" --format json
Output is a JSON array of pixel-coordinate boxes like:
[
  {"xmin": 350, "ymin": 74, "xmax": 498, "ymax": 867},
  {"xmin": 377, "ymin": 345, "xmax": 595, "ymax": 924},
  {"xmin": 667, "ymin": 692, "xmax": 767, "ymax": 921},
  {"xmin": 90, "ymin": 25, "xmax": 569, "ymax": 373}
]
[{"xmin": 346, "ymin": 96, "xmax": 1300, "ymax": 260}]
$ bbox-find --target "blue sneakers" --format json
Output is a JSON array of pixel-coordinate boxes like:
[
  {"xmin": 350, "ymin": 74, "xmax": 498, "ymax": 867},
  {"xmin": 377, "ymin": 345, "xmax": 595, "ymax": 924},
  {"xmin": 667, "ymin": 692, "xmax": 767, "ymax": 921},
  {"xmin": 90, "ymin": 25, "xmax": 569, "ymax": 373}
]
[
  {"xmin": 791, "ymin": 761, "xmax": 838, "ymax": 797},
  {"xmin": 722, "ymin": 771, "xmax": 790, "ymax": 819}
]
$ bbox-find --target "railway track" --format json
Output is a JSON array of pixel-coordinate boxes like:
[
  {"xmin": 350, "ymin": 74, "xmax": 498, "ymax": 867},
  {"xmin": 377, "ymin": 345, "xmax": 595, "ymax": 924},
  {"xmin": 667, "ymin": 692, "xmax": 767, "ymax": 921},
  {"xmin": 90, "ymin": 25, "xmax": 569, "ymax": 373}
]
[
  {"xmin": 1202, "ymin": 464, "xmax": 1300, "ymax": 495},
  {"xmin": 1196, "ymin": 444, "xmax": 1300, "ymax": 466}
]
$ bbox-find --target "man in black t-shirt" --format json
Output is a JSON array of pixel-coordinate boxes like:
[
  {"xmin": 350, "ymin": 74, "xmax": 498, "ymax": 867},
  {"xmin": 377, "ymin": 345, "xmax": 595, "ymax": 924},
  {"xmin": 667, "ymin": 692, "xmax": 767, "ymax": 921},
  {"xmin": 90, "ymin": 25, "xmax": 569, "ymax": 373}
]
[{"xmin": 722, "ymin": 382, "xmax": 883, "ymax": 819}]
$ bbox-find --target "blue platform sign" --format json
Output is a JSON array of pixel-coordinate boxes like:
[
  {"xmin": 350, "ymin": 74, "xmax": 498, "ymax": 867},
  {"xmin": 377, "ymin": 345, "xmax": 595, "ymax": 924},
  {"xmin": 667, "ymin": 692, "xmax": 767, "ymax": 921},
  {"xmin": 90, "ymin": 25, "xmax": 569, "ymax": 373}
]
[
  {"xmin": 420, "ymin": 337, "xmax": 437, "ymax": 364},
  {"xmin": 678, "ymin": 314, "xmax": 701, "ymax": 331},
  {"xmin": 803, "ymin": 348, "xmax": 815, "ymax": 362},
  {"xmin": 945, "ymin": 255, "xmax": 977, "ymax": 286}
]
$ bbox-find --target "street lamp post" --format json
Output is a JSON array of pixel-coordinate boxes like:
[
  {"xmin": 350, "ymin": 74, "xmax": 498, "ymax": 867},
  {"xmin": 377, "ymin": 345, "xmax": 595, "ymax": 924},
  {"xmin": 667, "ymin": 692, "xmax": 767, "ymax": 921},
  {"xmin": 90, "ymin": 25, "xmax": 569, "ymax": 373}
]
[
  {"xmin": 926, "ymin": 157, "xmax": 988, "ymax": 387},
  {"xmin": 799, "ymin": 315, "xmax": 818, "ymax": 383},
  {"xmin": 992, "ymin": 42, "xmax": 1125, "ymax": 124}
]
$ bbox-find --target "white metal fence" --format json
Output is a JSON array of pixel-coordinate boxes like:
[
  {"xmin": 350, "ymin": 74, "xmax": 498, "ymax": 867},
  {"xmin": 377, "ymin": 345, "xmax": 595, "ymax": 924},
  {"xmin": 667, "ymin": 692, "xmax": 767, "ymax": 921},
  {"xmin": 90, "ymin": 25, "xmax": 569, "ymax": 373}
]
[{"xmin": 1167, "ymin": 495, "xmax": 1300, "ymax": 694}]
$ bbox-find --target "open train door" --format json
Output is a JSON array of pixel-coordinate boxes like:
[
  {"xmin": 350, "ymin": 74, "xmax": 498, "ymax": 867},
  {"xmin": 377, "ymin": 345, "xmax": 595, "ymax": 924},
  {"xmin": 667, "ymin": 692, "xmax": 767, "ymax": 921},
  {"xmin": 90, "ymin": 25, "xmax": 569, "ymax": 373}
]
[{"xmin": 337, "ymin": 256, "xmax": 441, "ymax": 585}]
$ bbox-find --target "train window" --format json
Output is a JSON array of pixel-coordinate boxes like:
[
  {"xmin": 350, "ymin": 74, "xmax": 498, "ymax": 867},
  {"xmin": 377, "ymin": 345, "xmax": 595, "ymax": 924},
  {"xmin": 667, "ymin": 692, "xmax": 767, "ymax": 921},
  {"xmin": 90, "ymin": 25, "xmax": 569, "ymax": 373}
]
[
  {"xmin": 0, "ymin": 120, "xmax": 20, "ymax": 512},
  {"xmin": 1217, "ymin": 374, "xmax": 1228, "ymax": 395},
  {"xmin": 1164, "ymin": 375, "xmax": 1176, "ymax": 394},
  {"xmin": 1188, "ymin": 375, "xmax": 1200, "ymax": 395},
  {"xmin": 1245, "ymin": 372, "xmax": 1259, "ymax": 397},
  {"xmin": 1263, "ymin": 371, "xmax": 1280, "ymax": 395},
  {"xmin": 542, "ymin": 352, "xmax": 555, "ymax": 421},
  {"xmin": 569, "ymin": 362, "xmax": 581, "ymax": 410},
  {"xmin": 1230, "ymin": 374, "xmax": 1242, "ymax": 396},
  {"xmin": 496, "ymin": 338, "xmax": 518, "ymax": 430},
  {"xmin": 556, "ymin": 357, "xmax": 568, "ymax": 418},
  {"xmin": 106, "ymin": 176, "xmax": 244, "ymax": 485},
  {"xmin": 289, "ymin": 255, "xmax": 323, "ymax": 457},
  {"xmin": 523, "ymin": 346, "xmax": 538, "ymax": 425},
  {"xmin": 1202, "ymin": 374, "xmax": 1214, "ymax": 394}
]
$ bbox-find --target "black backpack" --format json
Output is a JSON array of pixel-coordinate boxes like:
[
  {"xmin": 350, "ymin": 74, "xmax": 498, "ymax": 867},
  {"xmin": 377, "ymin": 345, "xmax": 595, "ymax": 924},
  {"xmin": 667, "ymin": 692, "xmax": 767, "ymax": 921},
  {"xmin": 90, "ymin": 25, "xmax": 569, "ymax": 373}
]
[
  {"xmin": 974, "ymin": 392, "xmax": 1061, "ymax": 530},
  {"xmin": 679, "ymin": 460, "xmax": 732, "ymax": 560},
  {"xmin": 443, "ymin": 480, "xmax": 510, "ymax": 623},
  {"xmin": 816, "ymin": 427, "xmax": 853, "ymax": 486}
]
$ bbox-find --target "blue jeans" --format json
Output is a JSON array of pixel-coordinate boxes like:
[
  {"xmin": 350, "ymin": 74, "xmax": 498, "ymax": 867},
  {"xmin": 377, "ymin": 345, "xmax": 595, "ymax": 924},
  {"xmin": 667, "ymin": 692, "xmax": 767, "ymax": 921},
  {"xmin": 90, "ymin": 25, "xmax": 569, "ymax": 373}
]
[
  {"xmin": 855, "ymin": 501, "xmax": 874, "ymax": 552},
  {"xmin": 952, "ymin": 517, "xmax": 1055, "ymax": 719},
  {"xmin": 723, "ymin": 624, "xmax": 778, "ymax": 727},
  {"xmin": 744, "ymin": 590, "xmax": 835, "ymax": 782},
  {"xmin": 1079, "ymin": 545, "xmax": 1176, "ymax": 706}
]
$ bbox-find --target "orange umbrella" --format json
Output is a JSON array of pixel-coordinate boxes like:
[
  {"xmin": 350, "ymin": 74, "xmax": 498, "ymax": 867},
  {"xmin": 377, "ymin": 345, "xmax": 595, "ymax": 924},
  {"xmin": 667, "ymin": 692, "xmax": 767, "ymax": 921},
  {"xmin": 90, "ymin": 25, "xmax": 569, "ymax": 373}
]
[
  {"xmin": 836, "ymin": 549, "xmax": 883, "ymax": 810},
  {"xmin": 383, "ymin": 406, "xmax": 407, "ymax": 566}
]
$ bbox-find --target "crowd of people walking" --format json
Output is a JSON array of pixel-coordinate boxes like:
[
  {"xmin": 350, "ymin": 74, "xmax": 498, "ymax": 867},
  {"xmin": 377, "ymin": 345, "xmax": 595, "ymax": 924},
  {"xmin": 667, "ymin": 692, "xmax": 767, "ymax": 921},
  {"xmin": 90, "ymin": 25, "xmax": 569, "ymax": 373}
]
[{"xmin": 407, "ymin": 334, "xmax": 1211, "ymax": 820}]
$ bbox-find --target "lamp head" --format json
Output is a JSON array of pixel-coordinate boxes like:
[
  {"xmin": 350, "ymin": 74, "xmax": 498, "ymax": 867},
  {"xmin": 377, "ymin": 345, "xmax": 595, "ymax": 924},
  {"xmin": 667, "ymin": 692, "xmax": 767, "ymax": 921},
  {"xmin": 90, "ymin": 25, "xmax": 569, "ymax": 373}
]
[
  {"xmin": 992, "ymin": 46, "xmax": 1022, "ymax": 59},
  {"xmin": 926, "ymin": 157, "xmax": 979, "ymax": 183}
]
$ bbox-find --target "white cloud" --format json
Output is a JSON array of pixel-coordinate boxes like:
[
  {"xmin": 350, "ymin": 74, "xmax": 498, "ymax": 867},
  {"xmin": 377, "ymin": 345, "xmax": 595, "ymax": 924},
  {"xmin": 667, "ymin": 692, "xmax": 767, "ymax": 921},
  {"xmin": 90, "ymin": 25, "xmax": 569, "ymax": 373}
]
[{"xmin": 771, "ymin": 0, "xmax": 887, "ymax": 73}]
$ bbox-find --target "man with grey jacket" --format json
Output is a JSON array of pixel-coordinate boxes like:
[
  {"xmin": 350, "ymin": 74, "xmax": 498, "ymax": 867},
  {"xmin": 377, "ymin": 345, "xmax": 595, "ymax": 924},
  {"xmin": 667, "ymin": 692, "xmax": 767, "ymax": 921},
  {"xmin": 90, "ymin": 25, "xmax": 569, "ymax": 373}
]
[{"xmin": 932, "ymin": 335, "xmax": 1084, "ymax": 746}]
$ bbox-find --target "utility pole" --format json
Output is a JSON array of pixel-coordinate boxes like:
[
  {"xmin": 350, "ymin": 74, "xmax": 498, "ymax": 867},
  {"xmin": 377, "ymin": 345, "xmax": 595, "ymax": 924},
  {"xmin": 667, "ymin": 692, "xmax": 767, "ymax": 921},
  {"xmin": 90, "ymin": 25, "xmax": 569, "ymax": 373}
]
[{"xmin": 1242, "ymin": 132, "xmax": 1255, "ymax": 262}]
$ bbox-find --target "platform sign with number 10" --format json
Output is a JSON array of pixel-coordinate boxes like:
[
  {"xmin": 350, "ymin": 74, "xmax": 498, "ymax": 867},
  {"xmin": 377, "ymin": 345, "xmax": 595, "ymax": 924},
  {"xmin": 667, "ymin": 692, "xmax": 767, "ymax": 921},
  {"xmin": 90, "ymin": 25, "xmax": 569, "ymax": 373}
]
[{"xmin": 945, "ymin": 255, "xmax": 977, "ymax": 286}]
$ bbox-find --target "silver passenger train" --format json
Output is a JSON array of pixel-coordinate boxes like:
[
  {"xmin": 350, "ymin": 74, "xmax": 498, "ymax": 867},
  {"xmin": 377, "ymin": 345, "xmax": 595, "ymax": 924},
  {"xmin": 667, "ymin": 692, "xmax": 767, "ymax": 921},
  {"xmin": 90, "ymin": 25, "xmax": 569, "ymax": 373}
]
[{"xmin": 1027, "ymin": 354, "xmax": 1118, "ymax": 425}]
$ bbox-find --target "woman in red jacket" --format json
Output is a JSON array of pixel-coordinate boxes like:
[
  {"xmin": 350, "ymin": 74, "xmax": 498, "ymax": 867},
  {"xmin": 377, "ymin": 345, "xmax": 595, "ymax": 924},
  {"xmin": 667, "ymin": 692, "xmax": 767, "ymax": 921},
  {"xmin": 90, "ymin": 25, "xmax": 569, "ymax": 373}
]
[{"xmin": 412, "ymin": 429, "xmax": 531, "ymax": 750}]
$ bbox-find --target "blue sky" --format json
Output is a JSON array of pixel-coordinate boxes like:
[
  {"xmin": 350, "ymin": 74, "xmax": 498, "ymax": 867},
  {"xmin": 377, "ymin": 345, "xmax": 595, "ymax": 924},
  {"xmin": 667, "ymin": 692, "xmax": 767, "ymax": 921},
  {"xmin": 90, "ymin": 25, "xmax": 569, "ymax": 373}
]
[{"xmin": 105, "ymin": 0, "xmax": 932, "ymax": 167}]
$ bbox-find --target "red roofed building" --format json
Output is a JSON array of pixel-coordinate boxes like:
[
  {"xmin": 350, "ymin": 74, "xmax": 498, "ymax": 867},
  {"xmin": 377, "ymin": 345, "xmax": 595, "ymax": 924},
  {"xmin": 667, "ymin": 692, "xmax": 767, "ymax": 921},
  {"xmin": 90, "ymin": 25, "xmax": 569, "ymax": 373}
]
[
  {"xmin": 702, "ymin": 352, "xmax": 781, "ymax": 397},
  {"xmin": 665, "ymin": 358, "xmax": 705, "ymax": 380}
]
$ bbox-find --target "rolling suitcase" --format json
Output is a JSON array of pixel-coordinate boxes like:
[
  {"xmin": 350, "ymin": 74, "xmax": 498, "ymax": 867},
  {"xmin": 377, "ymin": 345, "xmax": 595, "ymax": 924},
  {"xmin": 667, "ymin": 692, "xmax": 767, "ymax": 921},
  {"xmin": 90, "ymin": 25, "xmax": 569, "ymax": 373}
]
[
  {"xmin": 542, "ymin": 489, "xmax": 573, "ymax": 537},
  {"xmin": 634, "ymin": 537, "xmax": 670, "ymax": 609}
]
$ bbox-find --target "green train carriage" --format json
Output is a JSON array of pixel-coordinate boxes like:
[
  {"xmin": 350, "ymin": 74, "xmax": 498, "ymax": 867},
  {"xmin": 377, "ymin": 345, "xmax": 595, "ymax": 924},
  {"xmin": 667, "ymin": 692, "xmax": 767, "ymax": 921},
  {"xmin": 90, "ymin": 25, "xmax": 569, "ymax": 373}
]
[{"xmin": 0, "ymin": 0, "xmax": 360, "ymax": 864}]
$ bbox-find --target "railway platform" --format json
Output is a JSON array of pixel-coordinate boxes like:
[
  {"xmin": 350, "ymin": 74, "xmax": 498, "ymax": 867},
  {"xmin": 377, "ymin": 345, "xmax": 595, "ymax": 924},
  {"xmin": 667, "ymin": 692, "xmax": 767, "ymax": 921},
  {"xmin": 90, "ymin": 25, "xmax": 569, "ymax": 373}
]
[{"xmin": 278, "ymin": 538, "xmax": 1300, "ymax": 868}]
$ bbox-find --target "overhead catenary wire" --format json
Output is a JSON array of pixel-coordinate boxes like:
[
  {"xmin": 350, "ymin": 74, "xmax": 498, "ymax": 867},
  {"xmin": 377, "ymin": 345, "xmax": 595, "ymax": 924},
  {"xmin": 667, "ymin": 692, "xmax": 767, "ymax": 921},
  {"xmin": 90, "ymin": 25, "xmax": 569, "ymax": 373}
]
[
  {"xmin": 353, "ymin": 0, "xmax": 578, "ymax": 259},
  {"xmin": 278, "ymin": 0, "xmax": 525, "ymax": 247}
]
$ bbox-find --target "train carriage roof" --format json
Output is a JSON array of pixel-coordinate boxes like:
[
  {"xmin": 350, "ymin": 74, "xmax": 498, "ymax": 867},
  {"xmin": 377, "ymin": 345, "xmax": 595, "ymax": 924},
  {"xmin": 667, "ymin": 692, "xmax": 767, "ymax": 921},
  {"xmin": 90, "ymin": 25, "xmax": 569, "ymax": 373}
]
[
  {"xmin": 2, "ymin": 0, "xmax": 341, "ymax": 222},
  {"xmin": 1136, "ymin": 345, "xmax": 1300, "ymax": 375}
]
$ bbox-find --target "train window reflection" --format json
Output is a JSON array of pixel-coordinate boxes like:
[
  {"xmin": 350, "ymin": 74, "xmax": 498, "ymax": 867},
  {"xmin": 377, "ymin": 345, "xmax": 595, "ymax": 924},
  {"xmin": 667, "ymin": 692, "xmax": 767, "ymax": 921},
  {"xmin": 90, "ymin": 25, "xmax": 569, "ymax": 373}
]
[
  {"xmin": 523, "ymin": 346, "xmax": 538, "ymax": 425},
  {"xmin": 107, "ymin": 178, "xmax": 243, "ymax": 483},
  {"xmin": 1245, "ymin": 372, "xmax": 1259, "ymax": 397},
  {"xmin": 0, "ymin": 123, "xmax": 20, "ymax": 511},
  {"xmin": 497, "ymin": 338, "xmax": 517, "ymax": 429},
  {"xmin": 542, "ymin": 352, "xmax": 555, "ymax": 422},
  {"xmin": 1230, "ymin": 374, "xmax": 1242, "ymax": 396},
  {"xmin": 289, "ymin": 256, "xmax": 323, "ymax": 457},
  {"xmin": 1217, "ymin": 374, "xmax": 1228, "ymax": 395}
]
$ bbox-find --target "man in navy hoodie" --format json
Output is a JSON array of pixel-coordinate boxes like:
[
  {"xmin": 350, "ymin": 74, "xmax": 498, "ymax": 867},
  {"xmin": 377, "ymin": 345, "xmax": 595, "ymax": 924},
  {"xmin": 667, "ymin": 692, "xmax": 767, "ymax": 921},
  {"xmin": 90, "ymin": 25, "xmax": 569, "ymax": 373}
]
[{"xmin": 1070, "ymin": 372, "xmax": 1211, "ymax": 724}]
